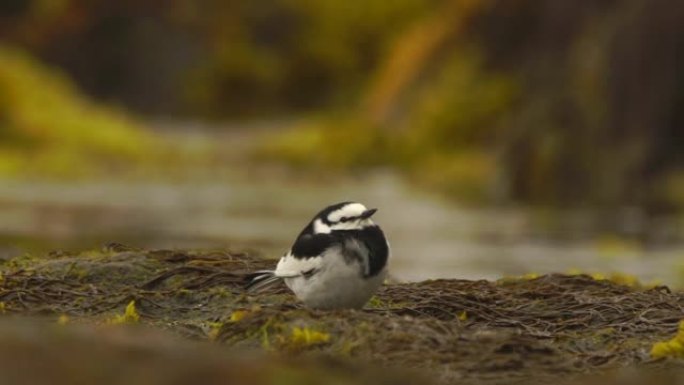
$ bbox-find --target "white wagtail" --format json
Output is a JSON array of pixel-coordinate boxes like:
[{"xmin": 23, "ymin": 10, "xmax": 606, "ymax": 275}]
[{"xmin": 246, "ymin": 202, "xmax": 390, "ymax": 309}]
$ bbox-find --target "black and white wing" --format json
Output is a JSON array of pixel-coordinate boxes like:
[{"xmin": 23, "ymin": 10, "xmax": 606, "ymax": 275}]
[
  {"xmin": 274, "ymin": 233, "xmax": 334, "ymax": 277},
  {"xmin": 246, "ymin": 233, "xmax": 334, "ymax": 292}
]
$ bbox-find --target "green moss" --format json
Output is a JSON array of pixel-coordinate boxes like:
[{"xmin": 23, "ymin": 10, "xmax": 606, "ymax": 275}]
[
  {"xmin": 366, "ymin": 295, "xmax": 408, "ymax": 310},
  {"xmin": 259, "ymin": 316, "xmax": 276, "ymax": 350}
]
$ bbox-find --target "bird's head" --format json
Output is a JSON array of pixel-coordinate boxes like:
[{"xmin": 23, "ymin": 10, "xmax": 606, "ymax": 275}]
[{"xmin": 311, "ymin": 202, "xmax": 378, "ymax": 234}]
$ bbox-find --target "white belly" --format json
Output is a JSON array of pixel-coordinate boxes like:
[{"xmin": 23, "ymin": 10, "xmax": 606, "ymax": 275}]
[{"xmin": 283, "ymin": 248, "xmax": 386, "ymax": 309}]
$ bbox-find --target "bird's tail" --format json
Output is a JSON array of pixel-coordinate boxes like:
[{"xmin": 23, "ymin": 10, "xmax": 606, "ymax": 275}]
[{"xmin": 245, "ymin": 270, "xmax": 282, "ymax": 292}]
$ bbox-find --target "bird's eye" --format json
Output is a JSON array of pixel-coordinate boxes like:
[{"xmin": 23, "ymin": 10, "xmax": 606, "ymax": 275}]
[
  {"xmin": 302, "ymin": 268, "xmax": 316, "ymax": 279},
  {"xmin": 339, "ymin": 216, "xmax": 348, "ymax": 222}
]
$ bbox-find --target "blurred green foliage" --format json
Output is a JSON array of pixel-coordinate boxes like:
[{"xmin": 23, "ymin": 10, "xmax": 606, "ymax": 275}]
[
  {"xmin": 0, "ymin": 45, "xmax": 157, "ymax": 178},
  {"xmin": 261, "ymin": 46, "xmax": 516, "ymax": 202},
  {"xmin": 263, "ymin": 0, "xmax": 684, "ymax": 211},
  {"xmin": 2, "ymin": 0, "xmax": 684, "ymax": 212},
  {"xmin": 185, "ymin": 0, "xmax": 433, "ymax": 116},
  {"xmin": 0, "ymin": 0, "xmax": 434, "ymax": 117}
]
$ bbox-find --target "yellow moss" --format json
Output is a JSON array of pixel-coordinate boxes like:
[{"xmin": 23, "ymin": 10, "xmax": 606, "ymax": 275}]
[
  {"xmin": 259, "ymin": 318, "xmax": 275, "ymax": 350},
  {"xmin": 109, "ymin": 300, "xmax": 140, "ymax": 324},
  {"xmin": 230, "ymin": 310, "xmax": 249, "ymax": 322},
  {"xmin": 0, "ymin": 302, "xmax": 5, "ymax": 314},
  {"xmin": 607, "ymin": 272, "xmax": 640, "ymax": 287},
  {"xmin": 289, "ymin": 327, "xmax": 331, "ymax": 347},
  {"xmin": 57, "ymin": 314, "xmax": 69, "ymax": 325},
  {"xmin": 570, "ymin": 270, "xmax": 643, "ymax": 288},
  {"xmin": 458, "ymin": 311, "xmax": 468, "ymax": 321},
  {"xmin": 337, "ymin": 340, "xmax": 363, "ymax": 356},
  {"xmin": 207, "ymin": 321, "xmax": 223, "ymax": 341},
  {"xmin": 499, "ymin": 273, "xmax": 542, "ymax": 283},
  {"xmin": 229, "ymin": 306, "xmax": 261, "ymax": 323},
  {"xmin": 367, "ymin": 296, "xmax": 384, "ymax": 308},
  {"xmin": 651, "ymin": 320, "xmax": 684, "ymax": 359}
]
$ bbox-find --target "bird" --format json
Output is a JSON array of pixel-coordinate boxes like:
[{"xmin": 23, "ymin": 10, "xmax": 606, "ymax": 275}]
[{"xmin": 246, "ymin": 201, "xmax": 390, "ymax": 309}]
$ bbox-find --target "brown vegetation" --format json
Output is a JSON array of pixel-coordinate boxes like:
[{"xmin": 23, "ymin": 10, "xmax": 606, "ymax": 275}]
[{"xmin": 1, "ymin": 246, "xmax": 683, "ymax": 384}]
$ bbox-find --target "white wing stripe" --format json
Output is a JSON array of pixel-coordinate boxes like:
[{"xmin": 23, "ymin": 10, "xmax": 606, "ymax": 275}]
[{"xmin": 275, "ymin": 252, "xmax": 324, "ymax": 278}]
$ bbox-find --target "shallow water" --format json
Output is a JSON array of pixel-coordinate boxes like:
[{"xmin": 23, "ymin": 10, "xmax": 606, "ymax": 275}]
[{"xmin": 2, "ymin": 126, "xmax": 684, "ymax": 285}]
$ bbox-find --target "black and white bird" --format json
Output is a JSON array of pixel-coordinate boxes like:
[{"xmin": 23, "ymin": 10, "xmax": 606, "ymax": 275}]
[{"xmin": 246, "ymin": 202, "xmax": 390, "ymax": 309}]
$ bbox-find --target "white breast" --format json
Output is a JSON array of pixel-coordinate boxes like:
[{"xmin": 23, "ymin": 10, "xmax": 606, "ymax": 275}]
[{"xmin": 281, "ymin": 246, "xmax": 386, "ymax": 309}]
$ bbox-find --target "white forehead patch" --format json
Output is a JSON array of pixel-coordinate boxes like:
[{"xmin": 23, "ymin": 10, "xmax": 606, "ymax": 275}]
[
  {"xmin": 329, "ymin": 218, "xmax": 374, "ymax": 231},
  {"xmin": 327, "ymin": 203, "xmax": 367, "ymax": 223}
]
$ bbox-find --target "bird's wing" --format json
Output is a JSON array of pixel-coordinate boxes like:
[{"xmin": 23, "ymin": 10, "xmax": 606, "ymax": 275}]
[
  {"xmin": 274, "ymin": 251, "xmax": 325, "ymax": 278},
  {"xmin": 274, "ymin": 233, "xmax": 335, "ymax": 278},
  {"xmin": 290, "ymin": 233, "xmax": 335, "ymax": 257}
]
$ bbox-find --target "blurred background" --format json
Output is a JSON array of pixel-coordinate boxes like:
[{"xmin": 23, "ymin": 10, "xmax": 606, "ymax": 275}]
[{"xmin": 1, "ymin": 0, "xmax": 684, "ymax": 284}]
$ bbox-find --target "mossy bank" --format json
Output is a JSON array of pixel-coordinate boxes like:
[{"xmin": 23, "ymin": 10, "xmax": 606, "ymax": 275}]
[{"xmin": 1, "ymin": 246, "xmax": 684, "ymax": 384}]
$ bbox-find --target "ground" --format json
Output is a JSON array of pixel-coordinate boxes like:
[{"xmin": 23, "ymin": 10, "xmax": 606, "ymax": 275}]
[{"xmin": 0, "ymin": 245, "xmax": 683, "ymax": 384}]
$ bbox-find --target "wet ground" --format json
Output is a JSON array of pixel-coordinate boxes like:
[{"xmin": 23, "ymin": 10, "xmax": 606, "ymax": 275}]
[{"xmin": 1, "ymin": 246, "xmax": 683, "ymax": 384}]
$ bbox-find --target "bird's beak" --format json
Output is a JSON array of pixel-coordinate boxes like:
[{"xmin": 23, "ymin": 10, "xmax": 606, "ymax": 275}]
[{"xmin": 360, "ymin": 208, "xmax": 377, "ymax": 219}]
